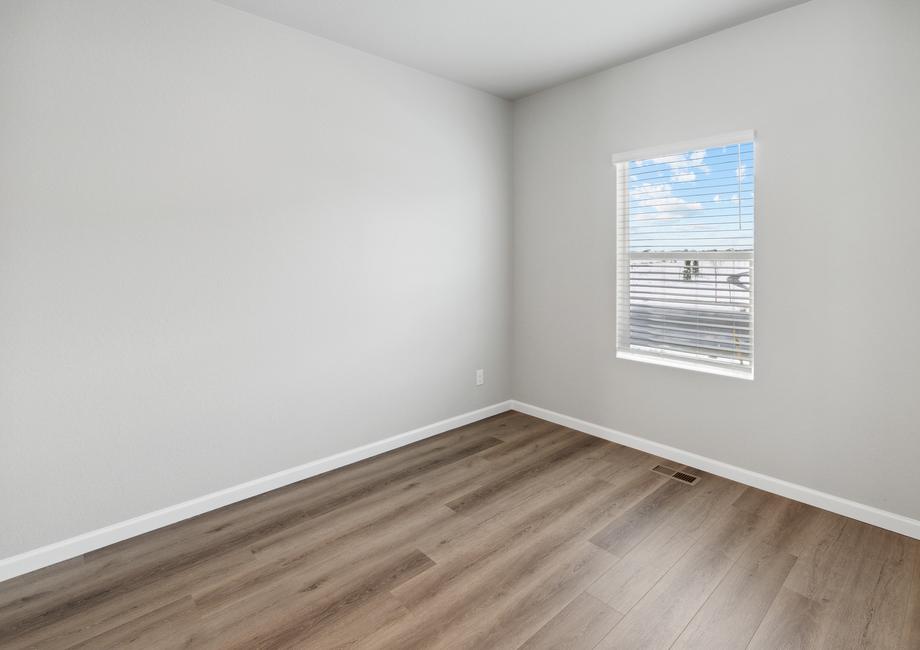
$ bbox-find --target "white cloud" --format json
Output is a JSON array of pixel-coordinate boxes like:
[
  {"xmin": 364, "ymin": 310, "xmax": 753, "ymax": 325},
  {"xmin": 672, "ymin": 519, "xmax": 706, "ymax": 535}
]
[
  {"xmin": 630, "ymin": 181, "xmax": 703, "ymax": 220},
  {"xmin": 645, "ymin": 149, "xmax": 709, "ymax": 183}
]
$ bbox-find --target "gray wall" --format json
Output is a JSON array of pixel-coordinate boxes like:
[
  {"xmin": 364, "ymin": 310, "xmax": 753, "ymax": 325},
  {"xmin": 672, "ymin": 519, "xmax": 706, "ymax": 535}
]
[
  {"xmin": 513, "ymin": 0, "xmax": 920, "ymax": 520},
  {"xmin": 0, "ymin": 0, "xmax": 512, "ymax": 557}
]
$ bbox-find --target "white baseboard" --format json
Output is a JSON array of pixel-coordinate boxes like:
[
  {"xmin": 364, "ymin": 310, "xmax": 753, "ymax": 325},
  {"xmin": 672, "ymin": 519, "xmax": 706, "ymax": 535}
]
[
  {"xmin": 510, "ymin": 400, "xmax": 920, "ymax": 540},
  {"xmin": 6, "ymin": 397, "xmax": 915, "ymax": 584},
  {"xmin": 0, "ymin": 400, "xmax": 513, "ymax": 584}
]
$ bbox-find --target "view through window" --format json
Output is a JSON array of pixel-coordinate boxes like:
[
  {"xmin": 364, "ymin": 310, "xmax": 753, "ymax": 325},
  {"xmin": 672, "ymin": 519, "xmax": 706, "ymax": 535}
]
[{"xmin": 615, "ymin": 135, "xmax": 754, "ymax": 378}]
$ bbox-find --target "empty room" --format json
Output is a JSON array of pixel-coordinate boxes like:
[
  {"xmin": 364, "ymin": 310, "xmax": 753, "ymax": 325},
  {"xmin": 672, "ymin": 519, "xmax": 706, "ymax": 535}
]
[{"xmin": 1, "ymin": 0, "xmax": 919, "ymax": 647}]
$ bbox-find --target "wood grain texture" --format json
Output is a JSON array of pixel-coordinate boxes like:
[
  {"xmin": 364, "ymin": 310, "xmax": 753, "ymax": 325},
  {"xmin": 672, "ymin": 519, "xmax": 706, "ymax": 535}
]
[
  {"xmin": 904, "ymin": 544, "xmax": 920, "ymax": 648},
  {"xmin": 1, "ymin": 411, "xmax": 917, "ymax": 649},
  {"xmin": 672, "ymin": 542, "xmax": 797, "ymax": 649},
  {"xmin": 519, "ymin": 592, "xmax": 622, "ymax": 650}
]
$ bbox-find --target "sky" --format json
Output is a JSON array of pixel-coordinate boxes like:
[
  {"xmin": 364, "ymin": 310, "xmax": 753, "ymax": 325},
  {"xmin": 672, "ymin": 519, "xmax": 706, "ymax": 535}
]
[{"xmin": 625, "ymin": 142, "xmax": 754, "ymax": 253}]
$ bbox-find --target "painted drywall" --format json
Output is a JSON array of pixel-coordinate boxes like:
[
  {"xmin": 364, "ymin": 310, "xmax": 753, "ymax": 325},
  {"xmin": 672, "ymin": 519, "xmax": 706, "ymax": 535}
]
[
  {"xmin": 513, "ymin": 0, "xmax": 920, "ymax": 520},
  {"xmin": 0, "ymin": 0, "xmax": 512, "ymax": 557}
]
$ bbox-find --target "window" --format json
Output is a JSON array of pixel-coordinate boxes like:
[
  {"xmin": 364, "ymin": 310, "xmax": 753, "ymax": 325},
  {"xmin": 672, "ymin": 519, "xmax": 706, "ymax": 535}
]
[{"xmin": 614, "ymin": 132, "xmax": 755, "ymax": 379}]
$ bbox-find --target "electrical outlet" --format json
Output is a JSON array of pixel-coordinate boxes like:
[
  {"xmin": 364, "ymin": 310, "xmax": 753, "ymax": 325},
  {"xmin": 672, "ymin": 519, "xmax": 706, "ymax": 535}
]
[{"xmin": 475, "ymin": 369, "xmax": 484, "ymax": 386}]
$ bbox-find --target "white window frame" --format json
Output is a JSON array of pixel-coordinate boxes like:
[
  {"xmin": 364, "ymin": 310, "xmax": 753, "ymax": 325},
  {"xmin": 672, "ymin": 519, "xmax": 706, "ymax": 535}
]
[{"xmin": 612, "ymin": 130, "xmax": 756, "ymax": 380}]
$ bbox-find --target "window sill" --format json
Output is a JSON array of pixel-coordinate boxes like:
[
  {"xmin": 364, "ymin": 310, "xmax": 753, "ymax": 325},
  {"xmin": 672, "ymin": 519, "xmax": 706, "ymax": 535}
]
[{"xmin": 616, "ymin": 350, "xmax": 753, "ymax": 380}]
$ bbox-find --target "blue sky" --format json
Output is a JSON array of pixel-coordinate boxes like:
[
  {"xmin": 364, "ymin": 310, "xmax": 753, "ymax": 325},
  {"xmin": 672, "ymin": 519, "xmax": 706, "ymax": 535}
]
[{"xmin": 626, "ymin": 142, "xmax": 754, "ymax": 252}]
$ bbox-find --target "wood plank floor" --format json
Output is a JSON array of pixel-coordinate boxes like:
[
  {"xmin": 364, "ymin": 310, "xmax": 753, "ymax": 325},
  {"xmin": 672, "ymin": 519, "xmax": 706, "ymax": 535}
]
[{"xmin": 1, "ymin": 411, "xmax": 918, "ymax": 648}]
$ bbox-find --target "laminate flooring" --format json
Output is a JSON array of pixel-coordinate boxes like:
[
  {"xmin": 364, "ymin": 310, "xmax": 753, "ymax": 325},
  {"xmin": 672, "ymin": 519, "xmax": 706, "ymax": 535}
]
[{"xmin": 1, "ymin": 411, "xmax": 918, "ymax": 648}]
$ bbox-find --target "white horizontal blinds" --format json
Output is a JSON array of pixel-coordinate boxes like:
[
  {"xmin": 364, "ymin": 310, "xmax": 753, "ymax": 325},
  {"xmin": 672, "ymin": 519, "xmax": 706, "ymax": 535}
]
[{"xmin": 616, "ymin": 139, "xmax": 754, "ymax": 376}]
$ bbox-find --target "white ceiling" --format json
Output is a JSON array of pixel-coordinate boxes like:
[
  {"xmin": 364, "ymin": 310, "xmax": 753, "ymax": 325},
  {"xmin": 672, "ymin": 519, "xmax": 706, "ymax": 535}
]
[{"xmin": 215, "ymin": 0, "xmax": 810, "ymax": 99}]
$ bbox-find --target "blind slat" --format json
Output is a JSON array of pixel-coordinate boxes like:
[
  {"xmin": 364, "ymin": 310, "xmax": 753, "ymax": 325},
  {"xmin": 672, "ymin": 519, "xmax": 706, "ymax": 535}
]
[
  {"xmin": 625, "ymin": 308, "xmax": 753, "ymax": 326},
  {"xmin": 629, "ymin": 336, "xmax": 753, "ymax": 359},
  {"xmin": 628, "ymin": 294, "xmax": 751, "ymax": 307},
  {"xmin": 627, "ymin": 149, "xmax": 753, "ymax": 167},
  {"xmin": 626, "ymin": 158, "xmax": 754, "ymax": 181},
  {"xmin": 621, "ymin": 180, "xmax": 754, "ymax": 195},
  {"xmin": 630, "ymin": 326, "xmax": 752, "ymax": 347},
  {"xmin": 629, "ymin": 318, "xmax": 752, "ymax": 334}
]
